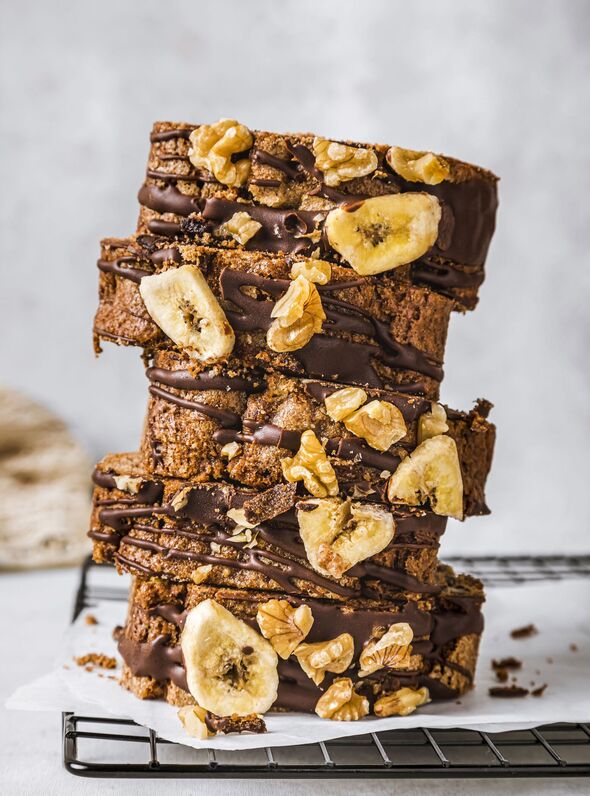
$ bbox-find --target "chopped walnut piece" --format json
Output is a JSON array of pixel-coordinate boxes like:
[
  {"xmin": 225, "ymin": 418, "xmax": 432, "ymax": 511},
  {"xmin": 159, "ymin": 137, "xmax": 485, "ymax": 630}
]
[
  {"xmin": 313, "ymin": 138, "xmax": 378, "ymax": 186},
  {"xmin": 281, "ymin": 430, "xmax": 338, "ymax": 498},
  {"xmin": 373, "ymin": 686, "xmax": 430, "ymax": 717},
  {"xmin": 256, "ymin": 599, "xmax": 314, "ymax": 659},
  {"xmin": 191, "ymin": 564, "xmax": 213, "ymax": 584},
  {"xmin": 358, "ymin": 623, "xmax": 414, "ymax": 677},
  {"xmin": 170, "ymin": 487, "xmax": 191, "ymax": 512},
  {"xmin": 113, "ymin": 475, "xmax": 142, "ymax": 494},
  {"xmin": 386, "ymin": 146, "xmax": 450, "ymax": 185},
  {"xmin": 344, "ymin": 400, "xmax": 407, "ymax": 451},
  {"xmin": 290, "ymin": 259, "xmax": 332, "ymax": 285},
  {"xmin": 226, "ymin": 507, "xmax": 258, "ymax": 530},
  {"xmin": 217, "ymin": 211, "xmax": 262, "ymax": 245},
  {"xmin": 188, "ymin": 119, "xmax": 253, "ymax": 187},
  {"xmin": 295, "ymin": 633, "xmax": 354, "ymax": 685},
  {"xmin": 324, "ymin": 386, "xmax": 368, "ymax": 422},
  {"xmin": 220, "ymin": 441, "xmax": 241, "ymax": 461},
  {"xmin": 314, "ymin": 678, "xmax": 369, "ymax": 721},
  {"xmin": 178, "ymin": 705, "xmax": 214, "ymax": 739},
  {"xmin": 267, "ymin": 276, "xmax": 325, "ymax": 353},
  {"xmin": 418, "ymin": 403, "xmax": 449, "ymax": 443},
  {"xmin": 297, "ymin": 497, "xmax": 395, "ymax": 578}
]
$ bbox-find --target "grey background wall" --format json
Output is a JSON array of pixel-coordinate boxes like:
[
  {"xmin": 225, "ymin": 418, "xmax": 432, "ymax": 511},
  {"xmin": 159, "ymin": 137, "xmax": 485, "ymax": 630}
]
[{"xmin": 1, "ymin": 0, "xmax": 589, "ymax": 555}]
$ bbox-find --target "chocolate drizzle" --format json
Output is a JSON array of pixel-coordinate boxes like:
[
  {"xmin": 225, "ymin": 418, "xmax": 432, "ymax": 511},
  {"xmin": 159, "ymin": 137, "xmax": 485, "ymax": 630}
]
[
  {"xmin": 147, "ymin": 366, "xmax": 264, "ymax": 394},
  {"xmin": 148, "ymin": 385, "xmax": 242, "ymax": 428},
  {"xmin": 220, "ymin": 268, "xmax": 442, "ymax": 386}
]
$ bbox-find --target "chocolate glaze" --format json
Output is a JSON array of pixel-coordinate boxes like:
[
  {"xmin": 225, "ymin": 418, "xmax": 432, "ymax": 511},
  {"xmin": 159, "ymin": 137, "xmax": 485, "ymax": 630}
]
[
  {"xmin": 253, "ymin": 149, "xmax": 304, "ymax": 180},
  {"xmin": 220, "ymin": 268, "xmax": 442, "ymax": 386},
  {"xmin": 147, "ymin": 366, "xmax": 264, "ymax": 394},
  {"xmin": 138, "ymin": 182, "xmax": 200, "ymax": 216}
]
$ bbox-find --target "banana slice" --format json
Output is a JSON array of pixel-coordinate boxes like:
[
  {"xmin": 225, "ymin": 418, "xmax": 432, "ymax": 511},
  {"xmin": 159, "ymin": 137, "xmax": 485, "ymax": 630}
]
[
  {"xmin": 181, "ymin": 599, "xmax": 279, "ymax": 716},
  {"xmin": 139, "ymin": 264, "xmax": 235, "ymax": 363},
  {"xmin": 325, "ymin": 193, "xmax": 441, "ymax": 275},
  {"xmin": 386, "ymin": 435, "xmax": 463, "ymax": 520},
  {"xmin": 297, "ymin": 497, "xmax": 395, "ymax": 578}
]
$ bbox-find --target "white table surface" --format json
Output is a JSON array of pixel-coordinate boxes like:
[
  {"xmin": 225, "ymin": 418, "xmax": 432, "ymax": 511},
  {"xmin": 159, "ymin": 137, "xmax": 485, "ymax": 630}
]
[{"xmin": 1, "ymin": 567, "xmax": 587, "ymax": 796}]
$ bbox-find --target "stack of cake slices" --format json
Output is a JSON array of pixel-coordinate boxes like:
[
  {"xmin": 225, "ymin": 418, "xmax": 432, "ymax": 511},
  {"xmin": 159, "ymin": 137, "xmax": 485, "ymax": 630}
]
[{"xmin": 89, "ymin": 119, "xmax": 498, "ymax": 735}]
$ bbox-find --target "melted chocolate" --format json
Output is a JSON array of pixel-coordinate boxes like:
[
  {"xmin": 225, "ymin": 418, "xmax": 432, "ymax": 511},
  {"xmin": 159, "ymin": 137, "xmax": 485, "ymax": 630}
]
[
  {"xmin": 150, "ymin": 128, "xmax": 193, "ymax": 142},
  {"xmin": 147, "ymin": 366, "xmax": 264, "ymax": 394},
  {"xmin": 148, "ymin": 385, "xmax": 241, "ymax": 428},
  {"xmin": 220, "ymin": 268, "xmax": 442, "ymax": 386}
]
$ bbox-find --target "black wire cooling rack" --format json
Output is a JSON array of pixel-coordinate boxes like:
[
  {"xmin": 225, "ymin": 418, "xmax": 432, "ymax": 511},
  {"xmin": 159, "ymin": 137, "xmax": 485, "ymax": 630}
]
[{"xmin": 63, "ymin": 555, "xmax": 590, "ymax": 779}]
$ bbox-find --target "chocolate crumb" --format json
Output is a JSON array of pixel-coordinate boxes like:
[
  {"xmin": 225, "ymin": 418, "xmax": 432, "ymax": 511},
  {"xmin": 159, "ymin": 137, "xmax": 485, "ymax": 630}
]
[
  {"xmin": 510, "ymin": 624, "xmax": 538, "ymax": 639},
  {"xmin": 546, "ymin": 657, "xmax": 554, "ymax": 664},
  {"xmin": 489, "ymin": 685, "xmax": 529, "ymax": 698},
  {"xmin": 570, "ymin": 643, "xmax": 578, "ymax": 652},
  {"xmin": 85, "ymin": 614, "xmax": 98, "ymax": 626},
  {"xmin": 75, "ymin": 653, "xmax": 117, "ymax": 670},
  {"xmin": 492, "ymin": 657, "xmax": 522, "ymax": 670},
  {"xmin": 495, "ymin": 669, "xmax": 509, "ymax": 683},
  {"xmin": 205, "ymin": 712, "xmax": 267, "ymax": 735},
  {"xmin": 531, "ymin": 684, "xmax": 548, "ymax": 697}
]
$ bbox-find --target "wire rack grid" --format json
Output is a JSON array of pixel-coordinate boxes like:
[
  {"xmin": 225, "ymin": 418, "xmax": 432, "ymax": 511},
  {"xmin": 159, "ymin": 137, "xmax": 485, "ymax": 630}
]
[{"xmin": 63, "ymin": 555, "xmax": 590, "ymax": 779}]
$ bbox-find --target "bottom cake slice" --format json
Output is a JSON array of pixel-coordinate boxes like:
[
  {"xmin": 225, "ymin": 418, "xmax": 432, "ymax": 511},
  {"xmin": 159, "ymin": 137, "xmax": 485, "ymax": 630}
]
[{"xmin": 117, "ymin": 566, "xmax": 484, "ymax": 719}]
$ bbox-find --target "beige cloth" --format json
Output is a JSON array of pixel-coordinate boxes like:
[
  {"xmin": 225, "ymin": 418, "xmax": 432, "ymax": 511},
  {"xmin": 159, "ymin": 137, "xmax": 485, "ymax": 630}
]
[{"xmin": 0, "ymin": 386, "xmax": 91, "ymax": 569}]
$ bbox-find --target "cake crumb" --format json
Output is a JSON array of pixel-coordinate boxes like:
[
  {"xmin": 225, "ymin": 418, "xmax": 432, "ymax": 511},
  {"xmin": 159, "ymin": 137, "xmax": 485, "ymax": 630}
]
[
  {"xmin": 85, "ymin": 614, "xmax": 99, "ymax": 626},
  {"xmin": 489, "ymin": 685, "xmax": 529, "ymax": 698},
  {"xmin": 510, "ymin": 624, "xmax": 538, "ymax": 639},
  {"xmin": 495, "ymin": 669, "xmax": 509, "ymax": 683},
  {"xmin": 570, "ymin": 643, "xmax": 578, "ymax": 652},
  {"xmin": 531, "ymin": 684, "xmax": 548, "ymax": 697},
  {"xmin": 75, "ymin": 653, "xmax": 117, "ymax": 670},
  {"xmin": 492, "ymin": 657, "xmax": 522, "ymax": 670}
]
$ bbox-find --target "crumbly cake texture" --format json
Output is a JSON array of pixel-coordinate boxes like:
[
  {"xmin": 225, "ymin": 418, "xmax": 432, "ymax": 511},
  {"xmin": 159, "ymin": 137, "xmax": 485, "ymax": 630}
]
[
  {"xmin": 138, "ymin": 353, "xmax": 495, "ymax": 515},
  {"xmin": 137, "ymin": 121, "xmax": 498, "ymax": 310},
  {"xmin": 118, "ymin": 569, "xmax": 484, "ymax": 714},
  {"xmin": 94, "ymin": 236, "xmax": 453, "ymax": 399}
]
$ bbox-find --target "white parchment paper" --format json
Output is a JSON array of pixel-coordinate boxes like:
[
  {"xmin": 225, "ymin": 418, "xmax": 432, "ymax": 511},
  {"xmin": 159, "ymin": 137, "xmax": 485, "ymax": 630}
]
[{"xmin": 7, "ymin": 579, "xmax": 590, "ymax": 750}]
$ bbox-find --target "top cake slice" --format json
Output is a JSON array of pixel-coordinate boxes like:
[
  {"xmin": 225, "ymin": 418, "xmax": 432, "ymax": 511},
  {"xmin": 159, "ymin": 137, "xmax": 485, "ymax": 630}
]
[{"xmin": 137, "ymin": 119, "xmax": 498, "ymax": 310}]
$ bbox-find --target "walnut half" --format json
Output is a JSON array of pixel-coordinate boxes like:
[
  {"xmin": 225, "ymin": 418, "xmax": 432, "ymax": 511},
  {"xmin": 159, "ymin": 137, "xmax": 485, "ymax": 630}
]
[
  {"xmin": 314, "ymin": 678, "xmax": 369, "ymax": 721},
  {"xmin": 295, "ymin": 633, "xmax": 354, "ymax": 685},
  {"xmin": 256, "ymin": 599, "xmax": 314, "ymax": 659},
  {"xmin": 373, "ymin": 686, "xmax": 430, "ymax": 717},
  {"xmin": 281, "ymin": 430, "xmax": 339, "ymax": 498},
  {"xmin": 267, "ymin": 276, "xmax": 325, "ymax": 353},
  {"xmin": 189, "ymin": 119, "xmax": 253, "ymax": 187}
]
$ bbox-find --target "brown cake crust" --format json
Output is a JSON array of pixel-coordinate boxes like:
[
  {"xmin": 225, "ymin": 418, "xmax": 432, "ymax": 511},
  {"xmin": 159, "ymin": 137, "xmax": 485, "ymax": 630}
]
[
  {"xmin": 140, "ymin": 355, "xmax": 495, "ymax": 516},
  {"xmin": 136, "ymin": 121, "xmax": 498, "ymax": 309},
  {"xmin": 117, "ymin": 570, "xmax": 484, "ymax": 713},
  {"xmin": 94, "ymin": 236, "xmax": 453, "ymax": 398}
]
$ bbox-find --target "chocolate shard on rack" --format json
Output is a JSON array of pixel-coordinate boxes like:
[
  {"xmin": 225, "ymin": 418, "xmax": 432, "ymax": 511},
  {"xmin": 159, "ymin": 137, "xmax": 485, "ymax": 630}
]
[
  {"xmin": 117, "ymin": 567, "xmax": 485, "ymax": 715},
  {"xmin": 137, "ymin": 120, "xmax": 498, "ymax": 310},
  {"xmin": 94, "ymin": 236, "xmax": 454, "ymax": 399}
]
